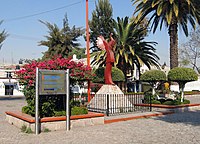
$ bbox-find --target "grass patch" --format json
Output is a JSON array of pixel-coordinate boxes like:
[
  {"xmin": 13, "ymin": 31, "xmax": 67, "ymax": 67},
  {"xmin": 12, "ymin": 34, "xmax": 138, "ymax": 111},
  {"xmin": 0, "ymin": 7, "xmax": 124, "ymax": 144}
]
[
  {"xmin": 43, "ymin": 128, "xmax": 51, "ymax": 133},
  {"xmin": 21, "ymin": 125, "xmax": 33, "ymax": 134}
]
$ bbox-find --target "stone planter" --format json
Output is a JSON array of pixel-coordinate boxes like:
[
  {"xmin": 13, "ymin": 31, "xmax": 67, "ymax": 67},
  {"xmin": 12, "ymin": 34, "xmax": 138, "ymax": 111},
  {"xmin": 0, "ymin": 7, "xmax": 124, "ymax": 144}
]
[{"xmin": 5, "ymin": 111, "xmax": 104, "ymax": 132}]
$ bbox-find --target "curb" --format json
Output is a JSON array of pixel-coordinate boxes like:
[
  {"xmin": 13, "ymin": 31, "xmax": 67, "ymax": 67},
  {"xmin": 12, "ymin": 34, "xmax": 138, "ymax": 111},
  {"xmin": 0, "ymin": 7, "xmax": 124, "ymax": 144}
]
[{"xmin": 104, "ymin": 111, "xmax": 174, "ymax": 124}]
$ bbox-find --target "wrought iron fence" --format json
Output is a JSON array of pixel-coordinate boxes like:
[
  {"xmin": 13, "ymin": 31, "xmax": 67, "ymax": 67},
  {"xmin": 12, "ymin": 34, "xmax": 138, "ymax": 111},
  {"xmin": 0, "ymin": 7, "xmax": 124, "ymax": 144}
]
[{"xmin": 87, "ymin": 93, "xmax": 152, "ymax": 116}]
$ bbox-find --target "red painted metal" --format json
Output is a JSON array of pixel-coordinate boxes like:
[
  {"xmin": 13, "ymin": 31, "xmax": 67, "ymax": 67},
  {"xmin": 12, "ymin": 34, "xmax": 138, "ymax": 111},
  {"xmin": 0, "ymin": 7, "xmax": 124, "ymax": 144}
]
[{"xmin": 86, "ymin": 0, "xmax": 91, "ymax": 102}]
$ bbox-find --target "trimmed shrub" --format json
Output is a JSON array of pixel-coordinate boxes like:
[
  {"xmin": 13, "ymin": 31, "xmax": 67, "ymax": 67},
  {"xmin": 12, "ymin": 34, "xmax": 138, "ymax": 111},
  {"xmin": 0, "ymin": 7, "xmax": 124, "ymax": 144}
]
[
  {"xmin": 168, "ymin": 68, "xmax": 197, "ymax": 102},
  {"xmin": 168, "ymin": 67, "xmax": 198, "ymax": 82},
  {"xmin": 140, "ymin": 70, "xmax": 167, "ymax": 82},
  {"xmin": 92, "ymin": 67, "xmax": 125, "ymax": 83}
]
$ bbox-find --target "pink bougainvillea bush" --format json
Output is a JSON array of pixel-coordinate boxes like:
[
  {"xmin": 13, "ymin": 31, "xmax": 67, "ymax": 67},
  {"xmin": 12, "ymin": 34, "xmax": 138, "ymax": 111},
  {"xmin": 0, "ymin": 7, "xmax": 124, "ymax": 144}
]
[
  {"xmin": 15, "ymin": 56, "xmax": 93, "ymax": 117},
  {"xmin": 16, "ymin": 56, "xmax": 93, "ymax": 86}
]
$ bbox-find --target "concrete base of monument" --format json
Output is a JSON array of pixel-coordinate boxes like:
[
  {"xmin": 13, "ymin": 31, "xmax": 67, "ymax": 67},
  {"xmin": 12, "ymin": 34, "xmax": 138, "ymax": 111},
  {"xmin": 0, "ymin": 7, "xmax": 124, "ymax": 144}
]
[
  {"xmin": 88, "ymin": 84, "xmax": 133, "ymax": 114},
  {"xmin": 96, "ymin": 84, "xmax": 124, "ymax": 94}
]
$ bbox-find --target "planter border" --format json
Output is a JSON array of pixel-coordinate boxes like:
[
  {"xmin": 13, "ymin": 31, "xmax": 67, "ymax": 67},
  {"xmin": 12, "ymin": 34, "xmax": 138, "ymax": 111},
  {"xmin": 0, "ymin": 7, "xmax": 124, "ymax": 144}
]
[
  {"xmin": 5, "ymin": 111, "xmax": 105, "ymax": 132},
  {"xmin": 134, "ymin": 103, "xmax": 200, "ymax": 109}
]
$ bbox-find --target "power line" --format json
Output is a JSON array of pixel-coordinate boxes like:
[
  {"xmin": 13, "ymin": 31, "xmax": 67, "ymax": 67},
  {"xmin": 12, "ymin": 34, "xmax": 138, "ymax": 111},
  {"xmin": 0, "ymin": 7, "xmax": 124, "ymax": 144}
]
[{"xmin": 4, "ymin": 1, "xmax": 82, "ymax": 22}]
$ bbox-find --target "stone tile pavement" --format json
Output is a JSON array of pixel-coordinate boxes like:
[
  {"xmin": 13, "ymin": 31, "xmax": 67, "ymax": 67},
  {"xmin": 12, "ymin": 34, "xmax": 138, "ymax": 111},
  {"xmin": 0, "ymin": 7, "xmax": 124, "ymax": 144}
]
[{"xmin": 0, "ymin": 95, "xmax": 200, "ymax": 144}]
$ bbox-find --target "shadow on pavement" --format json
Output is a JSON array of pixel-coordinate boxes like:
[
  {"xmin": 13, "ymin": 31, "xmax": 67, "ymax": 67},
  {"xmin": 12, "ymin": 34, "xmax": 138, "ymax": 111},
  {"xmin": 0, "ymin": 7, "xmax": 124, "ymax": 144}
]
[
  {"xmin": 152, "ymin": 110, "xmax": 200, "ymax": 126},
  {"xmin": 0, "ymin": 96, "xmax": 25, "ymax": 101}
]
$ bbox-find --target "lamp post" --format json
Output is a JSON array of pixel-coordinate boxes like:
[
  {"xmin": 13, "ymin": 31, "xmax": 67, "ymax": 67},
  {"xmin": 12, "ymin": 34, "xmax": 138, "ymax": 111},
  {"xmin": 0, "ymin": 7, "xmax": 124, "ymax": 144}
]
[{"xmin": 86, "ymin": 0, "xmax": 91, "ymax": 102}]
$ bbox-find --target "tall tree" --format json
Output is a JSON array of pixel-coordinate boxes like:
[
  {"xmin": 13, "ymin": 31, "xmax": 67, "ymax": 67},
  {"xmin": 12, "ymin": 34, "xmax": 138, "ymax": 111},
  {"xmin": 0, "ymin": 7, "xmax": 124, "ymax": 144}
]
[
  {"xmin": 68, "ymin": 47, "xmax": 86, "ymax": 59},
  {"xmin": 39, "ymin": 15, "xmax": 85, "ymax": 59},
  {"xmin": 179, "ymin": 27, "xmax": 200, "ymax": 73},
  {"xmin": 132, "ymin": 0, "xmax": 200, "ymax": 69},
  {"xmin": 0, "ymin": 21, "xmax": 8, "ymax": 50},
  {"xmin": 89, "ymin": 0, "xmax": 114, "ymax": 52},
  {"xmin": 114, "ymin": 17, "xmax": 160, "ymax": 78}
]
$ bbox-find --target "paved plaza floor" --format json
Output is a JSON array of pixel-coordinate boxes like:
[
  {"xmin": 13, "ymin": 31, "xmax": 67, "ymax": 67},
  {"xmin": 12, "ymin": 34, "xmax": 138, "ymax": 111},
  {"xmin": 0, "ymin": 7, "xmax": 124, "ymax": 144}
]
[{"xmin": 0, "ymin": 95, "xmax": 200, "ymax": 144}]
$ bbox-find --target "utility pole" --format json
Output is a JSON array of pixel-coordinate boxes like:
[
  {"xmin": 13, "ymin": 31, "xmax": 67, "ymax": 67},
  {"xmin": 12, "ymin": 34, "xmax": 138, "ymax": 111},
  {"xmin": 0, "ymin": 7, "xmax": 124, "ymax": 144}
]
[{"xmin": 86, "ymin": 0, "xmax": 91, "ymax": 102}]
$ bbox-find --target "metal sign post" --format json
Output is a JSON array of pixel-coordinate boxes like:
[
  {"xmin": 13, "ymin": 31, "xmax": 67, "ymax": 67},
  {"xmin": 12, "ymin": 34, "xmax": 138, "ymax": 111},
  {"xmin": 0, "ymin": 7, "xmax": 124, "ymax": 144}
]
[
  {"xmin": 35, "ymin": 67, "xmax": 39, "ymax": 135},
  {"xmin": 66, "ymin": 69, "xmax": 70, "ymax": 131}
]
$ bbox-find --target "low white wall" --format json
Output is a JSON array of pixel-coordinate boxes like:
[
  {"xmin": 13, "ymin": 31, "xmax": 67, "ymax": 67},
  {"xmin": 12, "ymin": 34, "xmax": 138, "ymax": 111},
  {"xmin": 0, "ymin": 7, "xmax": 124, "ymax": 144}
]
[
  {"xmin": 6, "ymin": 115, "xmax": 104, "ymax": 132},
  {"xmin": 170, "ymin": 77, "xmax": 200, "ymax": 92}
]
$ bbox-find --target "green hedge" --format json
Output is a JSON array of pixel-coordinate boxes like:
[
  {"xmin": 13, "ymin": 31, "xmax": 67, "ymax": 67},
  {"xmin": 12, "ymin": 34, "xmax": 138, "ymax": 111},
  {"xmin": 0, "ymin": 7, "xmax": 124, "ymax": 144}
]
[
  {"xmin": 168, "ymin": 67, "xmax": 198, "ymax": 82},
  {"xmin": 140, "ymin": 70, "xmax": 167, "ymax": 82},
  {"xmin": 92, "ymin": 67, "xmax": 125, "ymax": 83}
]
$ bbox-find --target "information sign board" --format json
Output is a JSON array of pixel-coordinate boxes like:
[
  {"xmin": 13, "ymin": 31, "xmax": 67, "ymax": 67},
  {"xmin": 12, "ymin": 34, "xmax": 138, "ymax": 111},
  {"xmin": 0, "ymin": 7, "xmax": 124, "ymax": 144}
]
[
  {"xmin": 38, "ymin": 70, "xmax": 66, "ymax": 95},
  {"xmin": 35, "ymin": 68, "xmax": 70, "ymax": 135}
]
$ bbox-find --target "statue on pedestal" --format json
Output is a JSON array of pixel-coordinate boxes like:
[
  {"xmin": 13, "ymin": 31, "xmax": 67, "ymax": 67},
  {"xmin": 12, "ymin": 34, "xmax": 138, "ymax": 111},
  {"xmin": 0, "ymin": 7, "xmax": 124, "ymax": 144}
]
[
  {"xmin": 88, "ymin": 34, "xmax": 132, "ymax": 115},
  {"xmin": 96, "ymin": 33, "xmax": 116, "ymax": 85}
]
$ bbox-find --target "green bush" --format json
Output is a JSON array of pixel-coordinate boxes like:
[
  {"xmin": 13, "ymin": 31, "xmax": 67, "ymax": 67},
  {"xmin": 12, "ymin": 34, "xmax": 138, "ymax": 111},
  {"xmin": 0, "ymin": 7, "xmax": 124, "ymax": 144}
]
[
  {"xmin": 182, "ymin": 99, "xmax": 190, "ymax": 104},
  {"xmin": 168, "ymin": 67, "xmax": 198, "ymax": 82},
  {"xmin": 54, "ymin": 107, "xmax": 88, "ymax": 117},
  {"xmin": 70, "ymin": 100, "xmax": 80, "ymax": 107},
  {"xmin": 158, "ymin": 99, "xmax": 167, "ymax": 104},
  {"xmin": 40, "ymin": 101, "xmax": 55, "ymax": 118},
  {"xmin": 173, "ymin": 99, "xmax": 182, "ymax": 105},
  {"xmin": 22, "ymin": 105, "xmax": 35, "ymax": 116},
  {"xmin": 92, "ymin": 67, "xmax": 125, "ymax": 83},
  {"xmin": 140, "ymin": 70, "xmax": 167, "ymax": 82},
  {"xmin": 163, "ymin": 100, "xmax": 174, "ymax": 105},
  {"xmin": 71, "ymin": 106, "xmax": 88, "ymax": 115},
  {"xmin": 152, "ymin": 100, "xmax": 161, "ymax": 104},
  {"xmin": 54, "ymin": 111, "xmax": 66, "ymax": 116},
  {"xmin": 143, "ymin": 93, "xmax": 157, "ymax": 104},
  {"xmin": 162, "ymin": 99, "xmax": 190, "ymax": 105},
  {"xmin": 91, "ymin": 83, "xmax": 102, "ymax": 92}
]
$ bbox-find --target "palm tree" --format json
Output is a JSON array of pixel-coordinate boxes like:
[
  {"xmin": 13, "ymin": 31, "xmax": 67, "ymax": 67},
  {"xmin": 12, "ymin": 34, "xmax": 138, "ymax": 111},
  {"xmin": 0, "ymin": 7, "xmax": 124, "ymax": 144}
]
[
  {"xmin": 0, "ymin": 21, "xmax": 8, "ymax": 50},
  {"xmin": 114, "ymin": 16, "xmax": 160, "ymax": 79},
  {"xmin": 39, "ymin": 15, "xmax": 84, "ymax": 59},
  {"xmin": 132, "ymin": 0, "xmax": 200, "ymax": 69}
]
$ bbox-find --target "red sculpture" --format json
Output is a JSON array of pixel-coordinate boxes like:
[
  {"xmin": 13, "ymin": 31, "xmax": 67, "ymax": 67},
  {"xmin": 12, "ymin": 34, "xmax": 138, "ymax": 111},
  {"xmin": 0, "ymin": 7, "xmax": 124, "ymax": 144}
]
[{"xmin": 97, "ymin": 34, "xmax": 116, "ymax": 85}]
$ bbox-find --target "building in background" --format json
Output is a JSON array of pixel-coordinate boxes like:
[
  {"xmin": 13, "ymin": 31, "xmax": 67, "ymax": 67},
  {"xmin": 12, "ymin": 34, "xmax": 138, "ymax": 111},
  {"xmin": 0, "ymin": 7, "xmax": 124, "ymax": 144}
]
[{"xmin": 0, "ymin": 65, "xmax": 24, "ymax": 96}]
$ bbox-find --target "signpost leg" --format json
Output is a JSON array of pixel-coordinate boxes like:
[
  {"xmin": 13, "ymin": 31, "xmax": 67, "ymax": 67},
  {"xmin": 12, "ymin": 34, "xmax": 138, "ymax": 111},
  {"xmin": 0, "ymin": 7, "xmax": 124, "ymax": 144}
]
[
  {"xmin": 66, "ymin": 69, "xmax": 70, "ymax": 131},
  {"xmin": 35, "ymin": 67, "xmax": 39, "ymax": 135}
]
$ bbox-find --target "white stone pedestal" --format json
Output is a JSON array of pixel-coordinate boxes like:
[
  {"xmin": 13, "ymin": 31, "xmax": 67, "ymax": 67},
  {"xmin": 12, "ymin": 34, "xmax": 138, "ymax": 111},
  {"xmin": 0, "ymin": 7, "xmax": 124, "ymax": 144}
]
[{"xmin": 88, "ymin": 85, "xmax": 133, "ymax": 114}]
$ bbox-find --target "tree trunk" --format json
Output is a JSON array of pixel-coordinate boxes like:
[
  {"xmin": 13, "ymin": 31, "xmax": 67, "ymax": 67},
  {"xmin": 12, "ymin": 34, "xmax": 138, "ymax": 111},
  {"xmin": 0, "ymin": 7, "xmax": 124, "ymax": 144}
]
[
  {"xmin": 152, "ymin": 87, "xmax": 155, "ymax": 95},
  {"xmin": 168, "ymin": 20, "xmax": 178, "ymax": 69},
  {"xmin": 179, "ymin": 83, "xmax": 185, "ymax": 103}
]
